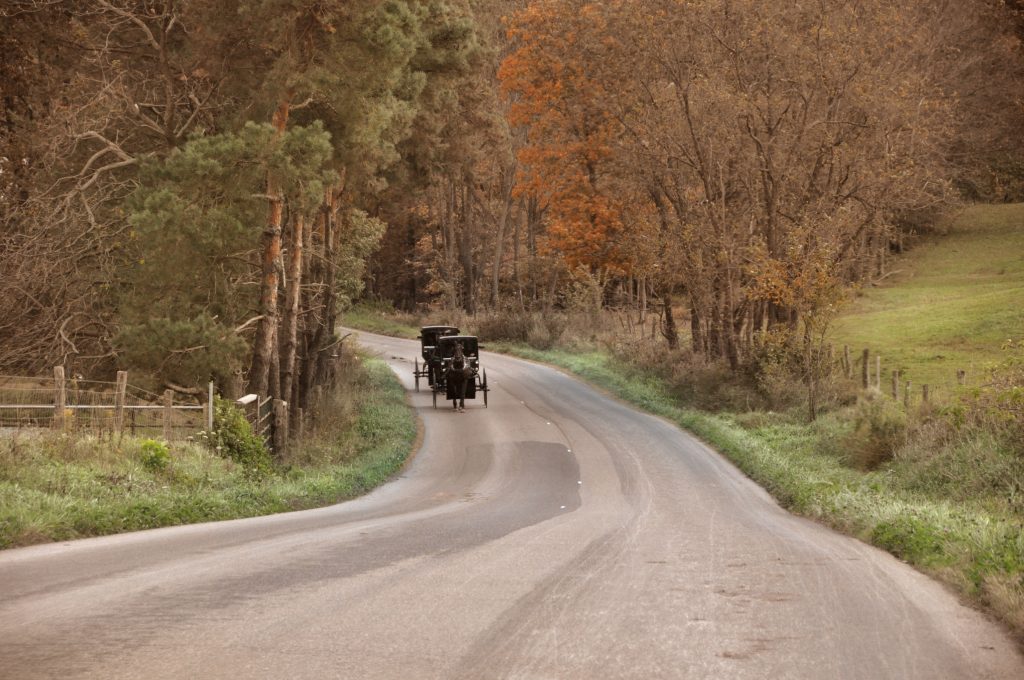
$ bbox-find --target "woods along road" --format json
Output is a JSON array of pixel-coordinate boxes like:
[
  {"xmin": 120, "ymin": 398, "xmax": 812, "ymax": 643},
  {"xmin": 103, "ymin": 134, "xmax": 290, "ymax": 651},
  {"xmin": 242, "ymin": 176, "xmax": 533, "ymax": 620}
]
[{"xmin": 1, "ymin": 330, "xmax": 1022, "ymax": 679}]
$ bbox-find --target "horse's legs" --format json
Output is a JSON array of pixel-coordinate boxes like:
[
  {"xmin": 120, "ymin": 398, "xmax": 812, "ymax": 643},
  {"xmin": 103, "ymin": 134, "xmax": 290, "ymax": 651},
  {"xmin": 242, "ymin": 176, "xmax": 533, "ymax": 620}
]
[{"xmin": 458, "ymin": 372, "xmax": 467, "ymax": 411}]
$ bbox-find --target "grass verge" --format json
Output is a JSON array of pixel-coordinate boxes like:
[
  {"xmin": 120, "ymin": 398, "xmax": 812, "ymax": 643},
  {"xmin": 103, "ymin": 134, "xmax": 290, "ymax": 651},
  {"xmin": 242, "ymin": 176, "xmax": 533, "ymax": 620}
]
[{"xmin": 0, "ymin": 356, "xmax": 416, "ymax": 549}]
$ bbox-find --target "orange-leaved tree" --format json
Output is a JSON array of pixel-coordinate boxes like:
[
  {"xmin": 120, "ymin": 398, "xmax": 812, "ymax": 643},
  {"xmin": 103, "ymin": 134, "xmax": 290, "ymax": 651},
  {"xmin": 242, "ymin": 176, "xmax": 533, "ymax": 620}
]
[{"xmin": 500, "ymin": 0, "xmax": 631, "ymax": 276}]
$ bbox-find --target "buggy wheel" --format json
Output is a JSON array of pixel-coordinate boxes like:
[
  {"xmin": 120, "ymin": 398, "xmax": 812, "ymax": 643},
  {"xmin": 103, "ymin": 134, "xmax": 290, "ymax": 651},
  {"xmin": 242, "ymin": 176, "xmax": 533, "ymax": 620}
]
[
  {"xmin": 482, "ymin": 369, "xmax": 488, "ymax": 408},
  {"xmin": 414, "ymin": 358, "xmax": 420, "ymax": 392}
]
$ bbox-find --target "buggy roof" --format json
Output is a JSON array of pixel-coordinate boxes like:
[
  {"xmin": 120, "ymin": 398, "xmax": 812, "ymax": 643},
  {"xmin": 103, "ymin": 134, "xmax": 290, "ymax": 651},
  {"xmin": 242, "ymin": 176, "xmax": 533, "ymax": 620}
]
[
  {"xmin": 437, "ymin": 335, "xmax": 479, "ymax": 356},
  {"xmin": 419, "ymin": 325, "xmax": 460, "ymax": 337}
]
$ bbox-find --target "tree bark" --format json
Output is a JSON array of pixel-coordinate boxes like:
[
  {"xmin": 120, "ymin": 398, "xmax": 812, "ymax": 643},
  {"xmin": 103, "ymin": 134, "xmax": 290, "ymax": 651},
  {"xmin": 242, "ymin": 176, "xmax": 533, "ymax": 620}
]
[
  {"xmin": 690, "ymin": 303, "xmax": 704, "ymax": 354},
  {"xmin": 279, "ymin": 213, "xmax": 304, "ymax": 419},
  {"xmin": 461, "ymin": 181, "xmax": 476, "ymax": 314},
  {"xmin": 490, "ymin": 169, "xmax": 515, "ymax": 307},
  {"xmin": 248, "ymin": 98, "xmax": 290, "ymax": 397},
  {"xmin": 662, "ymin": 292, "xmax": 678, "ymax": 349},
  {"xmin": 312, "ymin": 184, "xmax": 341, "ymax": 399}
]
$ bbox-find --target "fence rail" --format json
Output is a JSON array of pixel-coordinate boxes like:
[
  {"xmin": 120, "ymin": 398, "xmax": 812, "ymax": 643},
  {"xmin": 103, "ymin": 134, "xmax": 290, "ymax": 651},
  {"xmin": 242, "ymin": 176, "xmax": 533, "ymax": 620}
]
[
  {"xmin": 0, "ymin": 368, "xmax": 293, "ymax": 452},
  {"xmin": 0, "ymin": 369, "xmax": 213, "ymax": 441},
  {"xmin": 237, "ymin": 393, "xmax": 290, "ymax": 452}
]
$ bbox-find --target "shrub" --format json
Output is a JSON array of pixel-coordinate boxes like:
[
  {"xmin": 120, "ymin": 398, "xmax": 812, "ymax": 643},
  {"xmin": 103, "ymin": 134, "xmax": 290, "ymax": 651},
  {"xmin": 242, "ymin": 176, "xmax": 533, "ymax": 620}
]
[
  {"xmin": 894, "ymin": 420, "xmax": 1024, "ymax": 510},
  {"xmin": 138, "ymin": 439, "xmax": 170, "ymax": 472},
  {"xmin": 959, "ymin": 339, "xmax": 1024, "ymax": 454},
  {"xmin": 528, "ymin": 313, "xmax": 566, "ymax": 350},
  {"xmin": 640, "ymin": 345, "xmax": 767, "ymax": 412},
  {"xmin": 871, "ymin": 516, "xmax": 945, "ymax": 564},
  {"xmin": 846, "ymin": 392, "xmax": 907, "ymax": 469},
  {"xmin": 201, "ymin": 397, "xmax": 273, "ymax": 476},
  {"xmin": 476, "ymin": 308, "xmax": 531, "ymax": 343}
]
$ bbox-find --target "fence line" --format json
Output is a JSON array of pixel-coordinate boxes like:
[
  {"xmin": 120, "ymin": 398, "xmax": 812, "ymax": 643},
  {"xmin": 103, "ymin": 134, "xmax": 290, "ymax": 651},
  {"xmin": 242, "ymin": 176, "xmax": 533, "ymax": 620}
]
[
  {"xmin": 0, "ymin": 368, "xmax": 293, "ymax": 452},
  {"xmin": 0, "ymin": 368, "xmax": 213, "ymax": 441},
  {"xmin": 837, "ymin": 344, "xmax": 976, "ymax": 408}
]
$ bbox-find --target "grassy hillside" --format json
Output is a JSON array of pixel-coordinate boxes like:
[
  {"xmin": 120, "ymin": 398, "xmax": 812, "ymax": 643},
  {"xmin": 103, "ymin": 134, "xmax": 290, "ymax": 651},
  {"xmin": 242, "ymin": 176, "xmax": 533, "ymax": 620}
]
[{"xmin": 831, "ymin": 204, "xmax": 1024, "ymax": 391}]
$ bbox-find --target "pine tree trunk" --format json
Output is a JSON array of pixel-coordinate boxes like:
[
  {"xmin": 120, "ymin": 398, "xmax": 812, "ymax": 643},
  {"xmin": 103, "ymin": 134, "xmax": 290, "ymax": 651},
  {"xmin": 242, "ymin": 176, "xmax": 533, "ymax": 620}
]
[
  {"xmin": 296, "ymin": 204, "xmax": 319, "ymax": 410},
  {"xmin": 312, "ymin": 186, "xmax": 340, "ymax": 401},
  {"xmin": 280, "ymin": 214, "xmax": 305, "ymax": 419},
  {"xmin": 268, "ymin": 323, "xmax": 280, "ymax": 399},
  {"xmin": 248, "ymin": 98, "xmax": 290, "ymax": 397}
]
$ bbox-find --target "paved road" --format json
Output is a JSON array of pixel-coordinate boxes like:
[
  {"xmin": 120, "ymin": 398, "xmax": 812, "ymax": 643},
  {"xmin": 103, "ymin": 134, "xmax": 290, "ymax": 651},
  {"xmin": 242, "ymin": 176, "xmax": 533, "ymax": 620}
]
[{"xmin": 1, "ymin": 329, "xmax": 1021, "ymax": 679}]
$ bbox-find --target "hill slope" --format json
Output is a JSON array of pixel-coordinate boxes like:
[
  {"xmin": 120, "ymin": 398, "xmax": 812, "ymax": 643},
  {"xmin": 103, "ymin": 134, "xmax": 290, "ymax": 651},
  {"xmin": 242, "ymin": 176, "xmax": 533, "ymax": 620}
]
[{"xmin": 830, "ymin": 203, "xmax": 1024, "ymax": 391}]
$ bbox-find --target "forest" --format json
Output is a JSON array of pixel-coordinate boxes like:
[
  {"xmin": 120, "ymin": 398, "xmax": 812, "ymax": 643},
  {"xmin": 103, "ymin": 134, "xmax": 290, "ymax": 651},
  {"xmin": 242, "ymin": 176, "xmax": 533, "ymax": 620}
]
[{"xmin": 2, "ymin": 0, "xmax": 1023, "ymax": 421}]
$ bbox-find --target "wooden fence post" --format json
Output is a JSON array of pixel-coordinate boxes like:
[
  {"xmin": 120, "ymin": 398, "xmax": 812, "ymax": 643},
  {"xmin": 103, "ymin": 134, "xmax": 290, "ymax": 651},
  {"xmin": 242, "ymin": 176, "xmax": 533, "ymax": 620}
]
[
  {"xmin": 891, "ymin": 370, "xmax": 899, "ymax": 399},
  {"xmin": 875, "ymin": 355, "xmax": 881, "ymax": 390},
  {"xmin": 53, "ymin": 366, "xmax": 66, "ymax": 430},
  {"xmin": 207, "ymin": 381, "xmax": 215, "ymax": 432},
  {"xmin": 163, "ymin": 389, "xmax": 173, "ymax": 440},
  {"xmin": 114, "ymin": 370, "xmax": 128, "ymax": 433},
  {"xmin": 923, "ymin": 384, "xmax": 930, "ymax": 403},
  {"xmin": 272, "ymin": 399, "xmax": 288, "ymax": 452},
  {"xmin": 843, "ymin": 345, "xmax": 852, "ymax": 379},
  {"xmin": 861, "ymin": 349, "xmax": 869, "ymax": 389},
  {"xmin": 904, "ymin": 381, "xmax": 912, "ymax": 408}
]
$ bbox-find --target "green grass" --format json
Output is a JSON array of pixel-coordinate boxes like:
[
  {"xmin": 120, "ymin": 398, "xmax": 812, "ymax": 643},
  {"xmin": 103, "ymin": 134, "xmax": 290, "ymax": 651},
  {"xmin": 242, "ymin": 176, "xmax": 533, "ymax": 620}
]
[
  {"xmin": 0, "ymin": 356, "xmax": 416, "ymax": 548},
  {"xmin": 831, "ymin": 203, "xmax": 1024, "ymax": 390}
]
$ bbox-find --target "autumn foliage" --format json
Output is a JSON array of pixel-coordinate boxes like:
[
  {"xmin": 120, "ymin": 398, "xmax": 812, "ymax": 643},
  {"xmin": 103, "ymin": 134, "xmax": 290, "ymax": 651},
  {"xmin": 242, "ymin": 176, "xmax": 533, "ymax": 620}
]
[
  {"xmin": 500, "ymin": 0, "xmax": 1024, "ymax": 377},
  {"xmin": 500, "ymin": 1, "xmax": 631, "ymax": 273}
]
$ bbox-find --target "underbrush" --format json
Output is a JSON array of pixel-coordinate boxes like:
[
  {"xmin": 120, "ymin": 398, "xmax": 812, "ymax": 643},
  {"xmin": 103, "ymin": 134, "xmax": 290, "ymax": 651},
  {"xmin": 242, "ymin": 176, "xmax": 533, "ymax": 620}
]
[{"xmin": 0, "ymin": 355, "xmax": 415, "ymax": 549}]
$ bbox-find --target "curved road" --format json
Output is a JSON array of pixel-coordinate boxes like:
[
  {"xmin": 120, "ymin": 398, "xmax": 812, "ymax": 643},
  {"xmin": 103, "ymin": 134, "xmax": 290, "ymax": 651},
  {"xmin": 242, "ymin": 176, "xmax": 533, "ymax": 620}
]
[{"xmin": 0, "ymin": 330, "xmax": 1021, "ymax": 679}]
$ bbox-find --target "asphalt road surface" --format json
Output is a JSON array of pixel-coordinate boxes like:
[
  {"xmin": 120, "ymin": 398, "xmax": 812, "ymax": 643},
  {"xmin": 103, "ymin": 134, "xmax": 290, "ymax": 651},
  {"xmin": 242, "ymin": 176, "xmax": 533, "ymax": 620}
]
[{"xmin": 1, "ymin": 329, "xmax": 1021, "ymax": 679}]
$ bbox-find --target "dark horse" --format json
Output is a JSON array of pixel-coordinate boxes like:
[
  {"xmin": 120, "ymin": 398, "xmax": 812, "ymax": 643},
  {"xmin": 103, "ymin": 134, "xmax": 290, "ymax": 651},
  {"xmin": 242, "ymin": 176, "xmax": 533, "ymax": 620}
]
[{"xmin": 445, "ymin": 342, "xmax": 474, "ymax": 412}]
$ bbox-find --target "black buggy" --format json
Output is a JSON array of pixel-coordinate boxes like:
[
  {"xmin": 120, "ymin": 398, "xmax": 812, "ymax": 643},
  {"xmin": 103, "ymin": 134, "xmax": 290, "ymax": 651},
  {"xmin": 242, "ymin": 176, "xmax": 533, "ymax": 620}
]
[
  {"xmin": 413, "ymin": 325, "xmax": 460, "ymax": 392},
  {"xmin": 432, "ymin": 335, "xmax": 489, "ymax": 409}
]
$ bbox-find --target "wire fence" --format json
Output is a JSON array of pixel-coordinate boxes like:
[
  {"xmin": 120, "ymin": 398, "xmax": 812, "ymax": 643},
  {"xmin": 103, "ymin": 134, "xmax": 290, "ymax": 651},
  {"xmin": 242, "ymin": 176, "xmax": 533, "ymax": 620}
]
[{"xmin": 0, "ymin": 372, "xmax": 211, "ymax": 441}]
